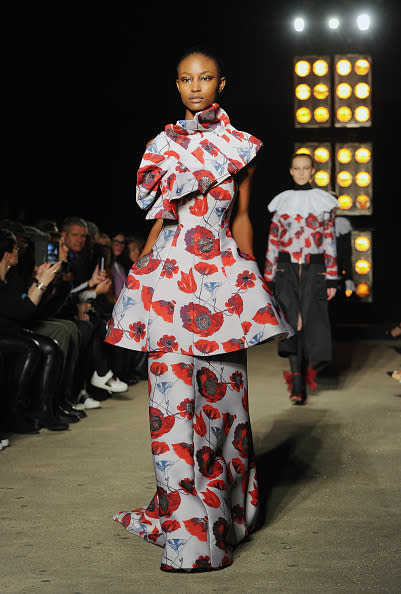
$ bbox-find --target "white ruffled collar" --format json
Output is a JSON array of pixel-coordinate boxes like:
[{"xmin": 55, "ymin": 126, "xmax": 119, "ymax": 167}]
[{"xmin": 268, "ymin": 188, "xmax": 338, "ymax": 216}]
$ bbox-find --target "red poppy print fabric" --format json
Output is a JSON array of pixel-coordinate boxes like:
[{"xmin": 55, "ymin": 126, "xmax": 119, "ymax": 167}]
[
  {"xmin": 264, "ymin": 188, "xmax": 339, "ymax": 283},
  {"xmin": 105, "ymin": 105, "xmax": 292, "ymax": 356},
  {"xmin": 113, "ymin": 350, "xmax": 258, "ymax": 571}
]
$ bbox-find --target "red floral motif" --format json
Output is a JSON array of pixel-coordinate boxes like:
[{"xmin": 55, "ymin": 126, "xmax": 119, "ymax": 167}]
[
  {"xmin": 241, "ymin": 321, "xmax": 252, "ymax": 334},
  {"xmin": 165, "ymin": 126, "xmax": 190, "ymax": 149},
  {"xmin": 184, "ymin": 226, "xmax": 220, "ymax": 260},
  {"xmin": 196, "ymin": 446, "xmax": 223, "ymax": 478},
  {"xmin": 225, "ymin": 293, "xmax": 243, "ymax": 316},
  {"xmin": 212, "ymin": 517, "xmax": 228, "ymax": 551},
  {"xmin": 105, "ymin": 319, "xmax": 123, "ymax": 344},
  {"xmin": 232, "ymin": 423, "xmax": 249, "ymax": 458},
  {"xmin": 177, "ymin": 268, "xmax": 197, "ymax": 294},
  {"xmin": 236, "ymin": 270, "xmax": 256, "ymax": 290},
  {"xmin": 141, "ymin": 285, "xmax": 154, "ymax": 311},
  {"xmin": 147, "ymin": 487, "xmax": 181, "ymax": 518},
  {"xmin": 149, "ymin": 406, "xmax": 175, "ymax": 439},
  {"xmin": 149, "ymin": 361, "xmax": 168, "ymax": 376},
  {"xmin": 171, "ymin": 223, "xmax": 182, "ymax": 247},
  {"xmin": 183, "ymin": 517, "xmax": 208, "ymax": 541},
  {"xmin": 193, "ymin": 339, "xmax": 219, "ymax": 354},
  {"xmin": 242, "ymin": 389, "xmax": 249, "ymax": 412},
  {"xmin": 201, "ymin": 488, "xmax": 220, "ymax": 508},
  {"xmin": 137, "ymin": 165, "xmax": 164, "ymax": 190},
  {"xmin": 162, "ymin": 520, "xmax": 180, "ymax": 533},
  {"xmin": 177, "ymin": 398, "xmax": 194, "ymax": 419},
  {"xmin": 209, "ymin": 186, "xmax": 231, "ymax": 201},
  {"xmin": 194, "ymin": 262, "xmax": 218, "ymax": 276},
  {"xmin": 192, "ymin": 169, "xmax": 216, "ymax": 194},
  {"xmin": 305, "ymin": 213, "xmax": 320, "ymax": 229},
  {"xmin": 232, "ymin": 457, "xmax": 245, "ymax": 474},
  {"xmin": 202, "ymin": 404, "xmax": 221, "ymax": 419},
  {"xmin": 193, "ymin": 556, "xmax": 212, "ymax": 570},
  {"xmin": 156, "ymin": 335, "xmax": 178, "ymax": 351},
  {"xmin": 125, "ymin": 275, "xmax": 140, "ymax": 290},
  {"xmin": 232, "ymin": 504, "xmax": 245, "ymax": 524},
  {"xmin": 152, "ymin": 299, "xmax": 175, "ymax": 323},
  {"xmin": 223, "ymin": 412, "xmax": 236, "ymax": 435},
  {"xmin": 172, "ymin": 442, "xmax": 194, "ymax": 465},
  {"xmin": 171, "ymin": 362, "xmax": 194, "ymax": 385},
  {"xmin": 222, "ymin": 338, "xmax": 245, "ymax": 352},
  {"xmin": 189, "ymin": 195, "xmax": 208, "ymax": 216},
  {"xmin": 208, "ymin": 479, "xmax": 226, "ymax": 490},
  {"xmin": 194, "ymin": 412, "xmax": 207, "ymax": 436},
  {"xmin": 180, "ymin": 303, "xmax": 223, "ymax": 337},
  {"xmin": 196, "ymin": 368, "xmax": 227, "ymax": 402},
  {"xmin": 311, "ymin": 231, "xmax": 323, "ymax": 247},
  {"xmin": 252, "ymin": 304, "xmax": 279, "ymax": 325},
  {"xmin": 230, "ymin": 371, "xmax": 244, "ymax": 392},
  {"xmin": 151, "ymin": 441, "xmax": 169, "ymax": 455},
  {"xmin": 161, "ymin": 258, "xmax": 179, "ymax": 278},
  {"xmin": 221, "ymin": 249, "xmax": 235, "ymax": 266},
  {"xmin": 129, "ymin": 321, "xmax": 146, "ymax": 342},
  {"xmin": 132, "ymin": 253, "xmax": 161, "ymax": 275},
  {"xmin": 179, "ymin": 478, "xmax": 197, "ymax": 495},
  {"xmin": 249, "ymin": 483, "xmax": 259, "ymax": 506}
]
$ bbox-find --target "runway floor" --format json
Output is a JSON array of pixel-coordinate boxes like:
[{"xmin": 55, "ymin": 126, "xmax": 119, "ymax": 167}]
[{"xmin": 1, "ymin": 338, "xmax": 400, "ymax": 593}]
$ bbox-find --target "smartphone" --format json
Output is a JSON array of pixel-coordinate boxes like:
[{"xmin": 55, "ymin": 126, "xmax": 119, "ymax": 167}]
[
  {"xmin": 99, "ymin": 256, "xmax": 105, "ymax": 271},
  {"xmin": 47, "ymin": 241, "xmax": 59, "ymax": 264}
]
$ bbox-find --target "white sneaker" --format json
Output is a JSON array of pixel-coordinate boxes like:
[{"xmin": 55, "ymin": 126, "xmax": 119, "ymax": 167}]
[
  {"xmin": 83, "ymin": 397, "xmax": 101, "ymax": 409},
  {"xmin": 90, "ymin": 370, "xmax": 128, "ymax": 393}
]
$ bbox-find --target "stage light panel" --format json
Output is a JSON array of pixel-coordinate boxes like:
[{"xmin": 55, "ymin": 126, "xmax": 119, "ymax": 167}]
[
  {"xmin": 335, "ymin": 142, "xmax": 373, "ymax": 215},
  {"xmin": 351, "ymin": 230, "xmax": 373, "ymax": 302},
  {"xmin": 334, "ymin": 54, "xmax": 372, "ymax": 127},
  {"xmin": 294, "ymin": 55, "xmax": 331, "ymax": 127},
  {"xmin": 295, "ymin": 142, "xmax": 332, "ymax": 189}
]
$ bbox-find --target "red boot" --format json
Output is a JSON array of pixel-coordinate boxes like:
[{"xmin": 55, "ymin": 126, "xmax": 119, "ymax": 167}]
[
  {"xmin": 305, "ymin": 366, "xmax": 317, "ymax": 392},
  {"xmin": 283, "ymin": 371, "xmax": 306, "ymax": 405}
]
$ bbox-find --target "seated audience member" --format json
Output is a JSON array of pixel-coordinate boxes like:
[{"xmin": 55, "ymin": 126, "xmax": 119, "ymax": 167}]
[
  {"xmin": 62, "ymin": 216, "xmax": 128, "ymax": 395},
  {"xmin": 0, "ymin": 228, "xmax": 69, "ymax": 433}
]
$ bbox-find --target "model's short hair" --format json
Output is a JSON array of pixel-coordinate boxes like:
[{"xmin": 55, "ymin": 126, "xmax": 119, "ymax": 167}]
[
  {"xmin": 290, "ymin": 152, "xmax": 315, "ymax": 169},
  {"xmin": 62, "ymin": 216, "xmax": 88, "ymax": 232},
  {"xmin": 177, "ymin": 46, "xmax": 226, "ymax": 79}
]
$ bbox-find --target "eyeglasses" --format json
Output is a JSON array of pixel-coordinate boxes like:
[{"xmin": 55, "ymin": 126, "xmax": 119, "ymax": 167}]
[{"xmin": 111, "ymin": 239, "xmax": 125, "ymax": 246}]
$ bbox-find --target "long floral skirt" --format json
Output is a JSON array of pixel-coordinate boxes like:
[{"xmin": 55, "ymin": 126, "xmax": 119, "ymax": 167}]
[{"xmin": 113, "ymin": 349, "xmax": 259, "ymax": 571}]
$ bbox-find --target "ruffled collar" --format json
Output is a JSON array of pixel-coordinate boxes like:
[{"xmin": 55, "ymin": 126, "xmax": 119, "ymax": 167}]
[
  {"xmin": 268, "ymin": 188, "xmax": 339, "ymax": 216},
  {"xmin": 166, "ymin": 103, "xmax": 230, "ymax": 136}
]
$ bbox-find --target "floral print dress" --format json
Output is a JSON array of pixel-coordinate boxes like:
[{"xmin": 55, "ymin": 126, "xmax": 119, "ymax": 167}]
[{"xmin": 106, "ymin": 104, "xmax": 292, "ymax": 571}]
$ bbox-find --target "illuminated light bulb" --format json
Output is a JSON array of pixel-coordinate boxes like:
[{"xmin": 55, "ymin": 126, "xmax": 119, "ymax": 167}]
[
  {"xmin": 313, "ymin": 83, "xmax": 329, "ymax": 99},
  {"xmin": 295, "ymin": 60, "xmax": 310, "ymax": 77},
  {"xmin": 313, "ymin": 59, "xmax": 329, "ymax": 76},
  {"xmin": 328, "ymin": 17, "xmax": 340, "ymax": 30},
  {"xmin": 354, "ymin": 235, "xmax": 371, "ymax": 251},
  {"xmin": 336, "ymin": 83, "xmax": 353, "ymax": 99},
  {"xmin": 314, "ymin": 106, "xmax": 330, "ymax": 123},
  {"xmin": 314, "ymin": 147, "xmax": 330, "ymax": 163},
  {"xmin": 295, "ymin": 84, "xmax": 311, "ymax": 100},
  {"xmin": 314, "ymin": 170, "xmax": 330, "ymax": 186},
  {"xmin": 354, "ymin": 82, "xmax": 370, "ymax": 99},
  {"xmin": 355, "ymin": 106, "xmax": 371, "ymax": 122},
  {"xmin": 356, "ymin": 282, "xmax": 371, "ymax": 298},
  {"xmin": 337, "ymin": 171, "xmax": 353, "ymax": 187},
  {"xmin": 336, "ymin": 59, "xmax": 352, "ymax": 76},
  {"xmin": 337, "ymin": 148, "xmax": 353, "ymax": 164},
  {"xmin": 338, "ymin": 195, "xmax": 353, "ymax": 209},
  {"xmin": 345, "ymin": 289, "xmax": 353, "ymax": 297},
  {"xmin": 354, "ymin": 259, "xmax": 371, "ymax": 274},
  {"xmin": 355, "ymin": 147, "xmax": 371, "ymax": 163},
  {"xmin": 354, "ymin": 58, "xmax": 370, "ymax": 75},
  {"xmin": 296, "ymin": 107, "xmax": 312, "ymax": 123},
  {"xmin": 294, "ymin": 17, "xmax": 305, "ymax": 32},
  {"xmin": 355, "ymin": 171, "xmax": 371, "ymax": 187},
  {"xmin": 357, "ymin": 14, "xmax": 370, "ymax": 31},
  {"xmin": 337, "ymin": 106, "xmax": 352, "ymax": 122},
  {"xmin": 356, "ymin": 195, "xmax": 371, "ymax": 210},
  {"xmin": 296, "ymin": 147, "xmax": 312, "ymax": 155}
]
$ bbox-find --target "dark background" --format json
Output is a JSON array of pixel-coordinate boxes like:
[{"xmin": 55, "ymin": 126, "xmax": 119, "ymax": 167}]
[{"xmin": 4, "ymin": 1, "xmax": 400, "ymax": 324}]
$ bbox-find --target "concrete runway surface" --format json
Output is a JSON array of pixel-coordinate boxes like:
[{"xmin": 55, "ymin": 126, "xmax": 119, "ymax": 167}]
[{"xmin": 1, "ymin": 339, "xmax": 400, "ymax": 594}]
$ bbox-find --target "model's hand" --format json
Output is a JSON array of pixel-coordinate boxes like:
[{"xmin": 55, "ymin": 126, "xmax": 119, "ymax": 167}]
[{"xmin": 327, "ymin": 287, "xmax": 336, "ymax": 300}]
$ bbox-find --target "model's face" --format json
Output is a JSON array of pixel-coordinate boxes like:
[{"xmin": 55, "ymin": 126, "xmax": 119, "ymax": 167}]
[
  {"xmin": 63, "ymin": 225, "xmax": 87, "ymax": 252},
  {"xmin": 111, "ymin": 234, "xmax": 125, "ymax": 257},
  {"xmin": 290, "ymin": 156, "xmax": 315, "ymax": 186},
  {"xmin": 176, "ymin": 53, "xmax": 226, "ymax": 119}
]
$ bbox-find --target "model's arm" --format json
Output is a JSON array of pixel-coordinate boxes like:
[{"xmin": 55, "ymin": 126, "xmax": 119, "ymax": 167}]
[
  {"xmin": 231, "ymin": 164, "xmax": 256, "ymax": 256},
  {"xmin": 323, "ymin": 208, "xmax": 338, "ymax": 300},
  {"xmin": 264, "ymin": 212, "xmax": 280, "ymax": 285}
]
